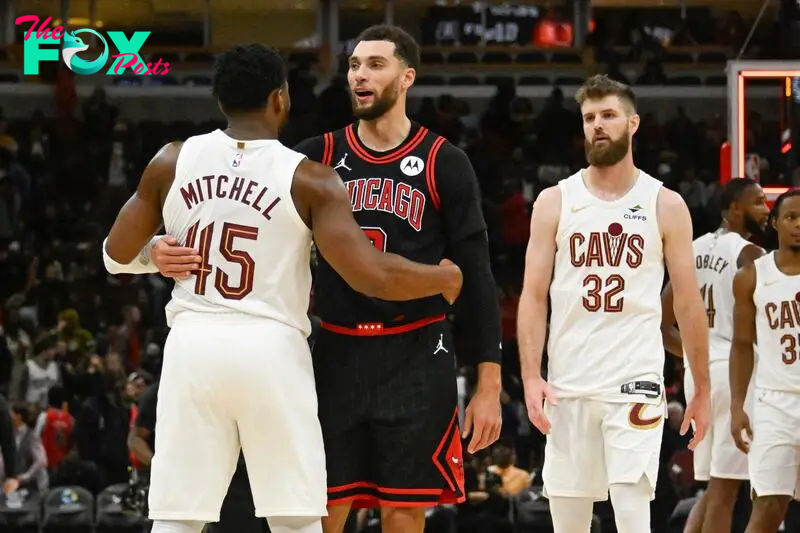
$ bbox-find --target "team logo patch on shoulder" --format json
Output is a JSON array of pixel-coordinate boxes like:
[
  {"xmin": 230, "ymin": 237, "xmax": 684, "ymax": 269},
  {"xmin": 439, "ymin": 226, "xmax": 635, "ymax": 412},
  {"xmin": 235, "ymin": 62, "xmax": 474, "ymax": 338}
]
[{"xmin": 400, "ymin": 155, "xmax": 424, "ymax": 177}]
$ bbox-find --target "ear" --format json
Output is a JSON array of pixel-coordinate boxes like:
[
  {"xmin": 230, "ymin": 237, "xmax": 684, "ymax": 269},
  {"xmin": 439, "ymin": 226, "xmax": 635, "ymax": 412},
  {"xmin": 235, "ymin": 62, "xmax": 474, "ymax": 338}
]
[
  {"xmin": 771, "ymin": 215, "xmax": 778, "ymax": 232},
  {"xmin": 269, "ymin": 87, "xmax": 285, "ymax": 115},
  {"xmin": 401, "ymin": 67, "xmax": 416, "ymax": 91},
  {"xmin": 629, "ymin": 113, "xmax": 640, "ymax": 136}
]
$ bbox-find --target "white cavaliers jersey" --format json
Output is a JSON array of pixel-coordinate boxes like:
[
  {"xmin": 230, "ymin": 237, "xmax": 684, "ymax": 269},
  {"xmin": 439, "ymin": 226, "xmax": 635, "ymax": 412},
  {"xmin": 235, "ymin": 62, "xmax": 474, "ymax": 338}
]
[
  {"xmin": 753, "ymin": 252, "xmax": 800, "ymax": 393},
  {"xmin": 548, "ymin": 170, "xmax": 665, "ymax": 402},
  {"xmin": 690, "ymin": 231, "xmax": 751, "ymax": 364},
  {"xmin": 163, "ymin": 130, "xmax": 313, "ymax": 336}
]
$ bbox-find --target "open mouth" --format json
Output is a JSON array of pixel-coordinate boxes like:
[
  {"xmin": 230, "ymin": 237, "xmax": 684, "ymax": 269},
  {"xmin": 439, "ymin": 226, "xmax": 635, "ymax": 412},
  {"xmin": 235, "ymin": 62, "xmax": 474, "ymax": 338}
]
[
  {"xmin": 594, "ymin": 135, "xmax": 610, "ymax": 143},
  {"xmin": 354, "ymin": 89, "xmax": 374, "ymax": 101}
]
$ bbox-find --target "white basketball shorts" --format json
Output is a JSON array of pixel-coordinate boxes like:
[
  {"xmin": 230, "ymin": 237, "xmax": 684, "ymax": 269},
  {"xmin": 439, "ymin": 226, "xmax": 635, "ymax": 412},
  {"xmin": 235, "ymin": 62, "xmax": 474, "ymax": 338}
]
[
  {"xmin": 684, "ymin": 359, "xmax": 752, "ymax": 481},
  {"xmin": 542, "ymin": 397, "xmax": 664, "ymax": 501},
  {"xmin": 148, "ymin": 313, "xmax": 327, "ymax": 522},
  {"xmin": 749, "ymin": 389, "xmax": 800, "ymax": 498}
]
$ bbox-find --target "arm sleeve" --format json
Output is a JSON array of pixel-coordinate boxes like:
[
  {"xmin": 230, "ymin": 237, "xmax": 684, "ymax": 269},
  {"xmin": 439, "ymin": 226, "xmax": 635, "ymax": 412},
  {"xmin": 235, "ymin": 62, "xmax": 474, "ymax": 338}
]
[
  {"xmin": 293, "ymin": 135, "xmax": 328, "ymax": 164},
  {"xmin": 134, "ymin": 383, "xmax": 158, "ymax": 432},
  {"xmin": 0, "ymin": 395, "xmax": 17, "ymax": 478},
  {"xmin": 434, "ymin": 142, "xmax": 501, "ymax": 365}
]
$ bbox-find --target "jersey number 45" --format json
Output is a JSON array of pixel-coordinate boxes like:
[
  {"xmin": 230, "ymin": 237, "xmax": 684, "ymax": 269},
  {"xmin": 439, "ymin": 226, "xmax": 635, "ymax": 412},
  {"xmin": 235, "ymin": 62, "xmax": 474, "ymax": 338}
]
[{"xmin": 186, "ymin": 221, "xmax": 257, "ymax": 300}]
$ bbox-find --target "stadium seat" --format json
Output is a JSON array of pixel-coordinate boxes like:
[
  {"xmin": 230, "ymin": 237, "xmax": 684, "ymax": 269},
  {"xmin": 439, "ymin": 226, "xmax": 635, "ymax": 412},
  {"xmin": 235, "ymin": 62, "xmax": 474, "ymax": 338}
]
[
  {"xmin": 0, "ymin": 490, "xmax": 42, "ymax": 533},
  {"xmin": 95, "ymin": 483, "xmax": 146, "ymax": 533},
  {"xmin": 42, "ymin": 486, "xmax": 94, "ymax": 533}
]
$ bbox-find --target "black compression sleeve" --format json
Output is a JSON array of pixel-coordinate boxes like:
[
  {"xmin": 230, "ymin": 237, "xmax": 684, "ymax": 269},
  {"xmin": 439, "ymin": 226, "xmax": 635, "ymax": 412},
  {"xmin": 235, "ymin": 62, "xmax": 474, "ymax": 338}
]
[{"xmin": 450, "ymin": 230, "xmax": 502, "ymax": 365}]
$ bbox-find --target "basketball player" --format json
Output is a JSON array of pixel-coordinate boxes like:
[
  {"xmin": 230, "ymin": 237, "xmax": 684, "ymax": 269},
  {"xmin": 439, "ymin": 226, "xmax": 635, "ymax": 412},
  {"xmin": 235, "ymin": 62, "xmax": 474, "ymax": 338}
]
[
  {"xmin": 730, "ymin": 189, "xmax": 800, "ymax": 533},
  {"xmin": 660, "ymin": 177, "xmax": 769, "ymax": 533},
  {"xmin": 294, "ymin": 25, "xmax": 502, "ymax": 533},
  {"xmin": 101, "ymin": 44, "xmax": 463, "ymax": 533},
  {"xmin": 145, "ymin": 26, "xmax": 502, "ymax": 533},
  {"xmin": 517, "ymin": 74, "xmax": 711, "ymax": 533}
]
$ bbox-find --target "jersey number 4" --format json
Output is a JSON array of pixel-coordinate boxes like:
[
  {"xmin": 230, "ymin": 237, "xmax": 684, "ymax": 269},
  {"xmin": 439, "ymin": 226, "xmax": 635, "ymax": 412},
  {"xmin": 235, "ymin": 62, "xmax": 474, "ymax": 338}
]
[
  {"xmin": 699, "ymin": 284, "xmax": 716, "ymax": 328},
  {"xmin": 186, "ymin": 221, "xmax": 258, "ymax": 300}
]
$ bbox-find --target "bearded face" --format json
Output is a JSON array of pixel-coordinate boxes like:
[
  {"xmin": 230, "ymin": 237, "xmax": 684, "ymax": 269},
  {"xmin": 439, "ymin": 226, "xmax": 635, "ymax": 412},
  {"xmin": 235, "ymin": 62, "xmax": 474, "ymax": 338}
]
[
  {"xmin": 350, "ymin": 77, "xmax": 400, "ymax": 121},
  {"xmin": 584, "ymin": 124, "xmax": 630, "ymax": 167}
]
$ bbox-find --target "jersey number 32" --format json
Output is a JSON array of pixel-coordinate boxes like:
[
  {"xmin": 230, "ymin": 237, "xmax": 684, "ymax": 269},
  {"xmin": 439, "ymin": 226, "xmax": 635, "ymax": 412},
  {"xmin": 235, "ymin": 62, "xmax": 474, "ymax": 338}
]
[{"xmin": 186, "ymin": 221, "xmax": 258, "ymax": 300}]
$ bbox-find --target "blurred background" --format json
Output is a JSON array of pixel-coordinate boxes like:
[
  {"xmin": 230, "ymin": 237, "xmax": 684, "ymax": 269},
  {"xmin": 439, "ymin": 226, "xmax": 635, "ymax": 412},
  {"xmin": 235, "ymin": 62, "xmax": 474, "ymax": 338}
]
[{"xmin": 0, "ymin": 0, "xmax": 798, "ymax": 532}]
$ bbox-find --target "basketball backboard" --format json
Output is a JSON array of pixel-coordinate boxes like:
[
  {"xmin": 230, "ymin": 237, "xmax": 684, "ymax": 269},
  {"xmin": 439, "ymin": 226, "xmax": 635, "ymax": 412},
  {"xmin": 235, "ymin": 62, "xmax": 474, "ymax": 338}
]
[{"xmin": 724, "ymin": 59, "xmax": 797, "ymax": 206}]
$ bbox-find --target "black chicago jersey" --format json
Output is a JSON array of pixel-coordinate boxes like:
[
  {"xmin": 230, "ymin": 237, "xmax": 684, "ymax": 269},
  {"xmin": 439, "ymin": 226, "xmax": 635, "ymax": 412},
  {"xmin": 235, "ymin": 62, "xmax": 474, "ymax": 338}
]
[{"xmin": 295, "ymin": 122, "xmax": 486, "ymax": 327}]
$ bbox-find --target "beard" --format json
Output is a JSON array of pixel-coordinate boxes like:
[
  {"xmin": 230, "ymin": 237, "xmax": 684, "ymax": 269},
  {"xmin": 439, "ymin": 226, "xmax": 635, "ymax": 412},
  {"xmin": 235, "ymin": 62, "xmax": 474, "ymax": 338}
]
[
  {"xmin": 744, "ymin": 214, "xmax": 765, "ymax": 238},
  {"xmin": 584, "ymin": 128, "xmax": 630, "ymax": 167},
  {"xmin": 351, "ymin": 80, "xmax": 400, "ymax": 121}
]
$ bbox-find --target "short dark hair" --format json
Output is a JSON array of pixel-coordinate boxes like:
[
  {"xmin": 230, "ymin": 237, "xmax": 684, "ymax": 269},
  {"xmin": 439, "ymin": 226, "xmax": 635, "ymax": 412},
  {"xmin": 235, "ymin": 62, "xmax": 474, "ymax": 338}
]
[
  {"xmin": 772, "ymin": 188, "xmax": 800, "ymax": 218},
  {"xmin": 720, "ymin": 177, "xmax": 759, "ymax": 213},
  {"xmin": 765, "ymin": 188, "xmax": 800, "ymax": 250},
  {"xmin": 212, "ymin": 44, "xmax": 287, "ymax": 112},
  {"xmin": 575, "ymin": 74, "xmax": 637, "ymax": 113},
  {"xmin": 354, "ymin": 25, "xmax": 420, "ymax": 70}
]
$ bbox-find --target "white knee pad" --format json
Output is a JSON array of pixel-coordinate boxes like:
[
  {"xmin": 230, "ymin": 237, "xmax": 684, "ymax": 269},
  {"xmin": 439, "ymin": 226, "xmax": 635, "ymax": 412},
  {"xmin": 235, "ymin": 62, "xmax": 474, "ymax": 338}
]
[
  {"xmin": 151, "ymin": 520, "xmax": 206, "ymax": 533},
  {"xmin": 609, "ymin": 476, "xmax": 652, "ymax": 533},
  {"xmin": 549, "ymin": 496, "xmax": 595, "ymax": 533},
  {"xmin": 267, "ymin": 516, "xmax": 323, "ymax": 533}
]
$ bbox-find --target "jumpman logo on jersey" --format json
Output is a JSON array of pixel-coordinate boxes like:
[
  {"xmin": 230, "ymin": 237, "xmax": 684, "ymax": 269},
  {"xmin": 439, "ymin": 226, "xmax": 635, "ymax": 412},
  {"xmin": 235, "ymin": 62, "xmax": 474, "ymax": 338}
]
[
  {"xmin": 334, "ymin": 153, "xmax": 352, "ymax": 172},
  {"xmin": 434, "ymin": 333, "xmax": 448, "ymax": 355}
]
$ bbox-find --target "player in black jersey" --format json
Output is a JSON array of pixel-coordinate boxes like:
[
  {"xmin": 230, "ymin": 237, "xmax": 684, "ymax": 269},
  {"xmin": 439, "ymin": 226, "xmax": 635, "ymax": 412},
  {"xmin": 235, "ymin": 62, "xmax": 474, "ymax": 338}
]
[
  {"xmin": 147, "ymin": 27, "xmax": 502, "ymax": 533},
  {"xmin": 292, "ymin": 25, "xmax": 502, "ymax": 533}
]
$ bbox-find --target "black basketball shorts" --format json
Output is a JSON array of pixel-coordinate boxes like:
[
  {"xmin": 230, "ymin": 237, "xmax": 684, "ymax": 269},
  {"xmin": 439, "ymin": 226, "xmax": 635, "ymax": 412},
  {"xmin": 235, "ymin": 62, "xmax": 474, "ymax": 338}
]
[{"xmin": 312, "ymin": 317, "xmax": 465, "ymax": 508}]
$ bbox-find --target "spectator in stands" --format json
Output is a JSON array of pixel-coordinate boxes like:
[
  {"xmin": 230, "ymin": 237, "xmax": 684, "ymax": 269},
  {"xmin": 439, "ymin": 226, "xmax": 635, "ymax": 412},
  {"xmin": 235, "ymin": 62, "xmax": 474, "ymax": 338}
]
[
  {"xmin": 74, "ymin": 356, "xmax": 132, "ymax": 485},
  {"xmin": 486, "ymin": 440, "xmax": 531, "ymax": 497},
  {"xmin": 114, "ymin": 305, "xmax": 142, "ymax": 372},
  {"xmin": 458, "ymin": 453, "xmax": 514, "ymax": 533},
  {"xmin": 0, "ymin": 392, "xmax": 17, "ymax": 493},
  {"xmin": 0, "ymin": 117, "xmax": 18, "ymax": 153},
  {"xmin": 18, "ymin": 334, "xmax": 61, "ymax": 410},
  {"xmin": 56, "ymin": 308, "xmax": 94, "ymax": 364},
  {"xmin": 34, "ymin": 384, "xmax": 73, "ymax": 472},
  {"xmin": 8, "ymin": 402, "xmax": 48, "ymax": 495}
]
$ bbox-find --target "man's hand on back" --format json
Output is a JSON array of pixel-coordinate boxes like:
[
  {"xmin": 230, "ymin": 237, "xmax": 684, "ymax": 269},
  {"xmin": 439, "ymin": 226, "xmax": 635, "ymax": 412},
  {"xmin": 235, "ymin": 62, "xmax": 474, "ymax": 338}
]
[{"xmin": 151, "ymin": 236, "xmax": 201, "ymax": 279}]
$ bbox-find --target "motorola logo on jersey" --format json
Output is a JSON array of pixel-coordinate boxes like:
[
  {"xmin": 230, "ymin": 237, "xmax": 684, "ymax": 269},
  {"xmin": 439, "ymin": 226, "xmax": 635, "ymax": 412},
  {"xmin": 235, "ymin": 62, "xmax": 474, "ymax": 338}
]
[
  {"xmin": 400, "ymin": 155, "xmax": 425, "ymax": 177},
  {"xmin": 346, "ymin": 177, "xmax": 426, "ymax": 231},
  {"xmin": 568, "ymin": 222, "xmax": 644, "ymax": 268},
  {"xmin": 624, "ymin": 204, "xmax": 647, "ymax": 222}
]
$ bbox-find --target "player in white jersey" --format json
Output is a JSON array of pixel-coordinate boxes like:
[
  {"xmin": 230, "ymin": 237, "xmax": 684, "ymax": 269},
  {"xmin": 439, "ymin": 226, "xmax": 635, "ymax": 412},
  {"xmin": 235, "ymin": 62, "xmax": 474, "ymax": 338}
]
[
  {"xmin": 517, "ymin": 75, "xmax": 710, "ymax": 533},
  {"xmin": 730, "ymin": 189, "xmax": 800, "ymax": 533},
  {"xmin": 660, "ymin": 177, "xmax": 769, "ymax": 533},
  {"xmin": 100, "ymin": 45, "xmax": 463, "ymax": 533}
]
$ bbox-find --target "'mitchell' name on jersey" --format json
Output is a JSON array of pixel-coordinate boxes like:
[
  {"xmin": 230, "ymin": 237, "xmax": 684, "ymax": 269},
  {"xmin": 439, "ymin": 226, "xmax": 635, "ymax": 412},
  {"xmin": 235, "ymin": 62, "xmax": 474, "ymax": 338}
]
[
  {"xmin": 548, "ymin": 170, "xmax": 665, "ymax": 402},
  {"xmin": 177, "ymin": 174, "xmax": 282, "ymax": 220},
  {"xmin": 296, "ymin": 123, "xmax": 486, "ymax": 327}
]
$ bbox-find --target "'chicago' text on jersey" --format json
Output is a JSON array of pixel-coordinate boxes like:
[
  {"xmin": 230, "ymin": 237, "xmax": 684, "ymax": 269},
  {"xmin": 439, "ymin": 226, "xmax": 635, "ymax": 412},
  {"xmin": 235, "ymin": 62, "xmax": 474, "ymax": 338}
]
[
  {"xmin": 569, "ymin": 222, "xmax": 645, "ymax": 268},
  {"xmin": 345, "ymin": 177, "xmax": 425, "ymax": 231}
]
